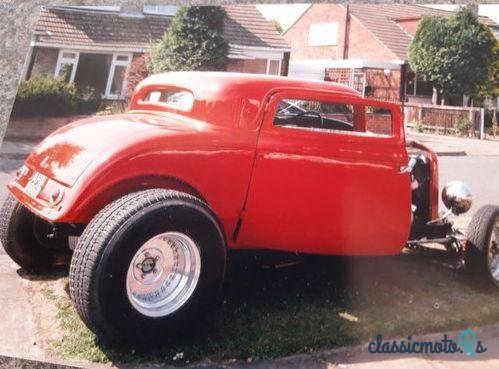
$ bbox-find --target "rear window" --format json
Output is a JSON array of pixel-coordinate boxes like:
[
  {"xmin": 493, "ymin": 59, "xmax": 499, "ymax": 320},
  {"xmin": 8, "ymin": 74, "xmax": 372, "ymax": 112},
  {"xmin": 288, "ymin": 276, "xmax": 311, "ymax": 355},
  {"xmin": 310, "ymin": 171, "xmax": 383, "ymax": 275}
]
[{"xmin": 139, "ymin": 89, "xmax": 194, "ymax": 111}]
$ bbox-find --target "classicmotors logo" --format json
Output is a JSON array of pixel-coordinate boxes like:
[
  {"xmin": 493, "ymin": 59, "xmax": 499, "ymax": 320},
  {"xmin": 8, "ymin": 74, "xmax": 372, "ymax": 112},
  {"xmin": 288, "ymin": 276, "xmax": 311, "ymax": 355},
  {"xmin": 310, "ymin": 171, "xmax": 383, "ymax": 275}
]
[{"xmin": 368, "ymin": 329, "xmax": 487, "ymax": 358}]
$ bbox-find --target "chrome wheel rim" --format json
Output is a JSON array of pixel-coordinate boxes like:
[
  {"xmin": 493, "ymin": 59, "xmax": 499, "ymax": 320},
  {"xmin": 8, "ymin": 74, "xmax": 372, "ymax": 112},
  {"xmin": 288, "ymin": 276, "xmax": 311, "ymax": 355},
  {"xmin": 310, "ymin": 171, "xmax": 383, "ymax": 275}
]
[
  {"xmin": 488, "ymin": 216, "xmax": 499, "ymax": 283},
  {"xmin": 126, "ymin": 232, "xmax": 201, "ymax": 317}
]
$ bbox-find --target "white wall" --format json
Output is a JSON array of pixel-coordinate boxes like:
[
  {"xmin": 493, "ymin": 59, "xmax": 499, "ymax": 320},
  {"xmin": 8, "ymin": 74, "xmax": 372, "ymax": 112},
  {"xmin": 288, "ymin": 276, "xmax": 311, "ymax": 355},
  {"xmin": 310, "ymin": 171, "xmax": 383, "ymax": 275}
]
[{"xmin": 288, "ymin": 59, "xmax": 332, "ymax": 80}]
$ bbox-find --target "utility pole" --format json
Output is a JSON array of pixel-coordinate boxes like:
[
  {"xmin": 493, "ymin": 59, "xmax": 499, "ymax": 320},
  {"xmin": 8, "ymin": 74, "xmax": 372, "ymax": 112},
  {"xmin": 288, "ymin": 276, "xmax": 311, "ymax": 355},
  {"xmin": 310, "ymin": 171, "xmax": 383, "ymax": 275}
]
[{"xmin": 343, "ymin": 5, "xmax": 350, "ymax": 60}]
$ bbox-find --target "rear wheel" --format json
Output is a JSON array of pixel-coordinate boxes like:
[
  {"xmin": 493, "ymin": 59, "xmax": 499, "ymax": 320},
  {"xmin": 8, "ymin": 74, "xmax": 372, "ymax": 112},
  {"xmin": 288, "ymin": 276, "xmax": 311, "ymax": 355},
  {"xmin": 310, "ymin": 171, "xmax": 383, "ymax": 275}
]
[
  {"xmin": 465, "ymin": 205, "xmax": 499, "ymax": 288},
  {"xmin": 69, "ymin": 189, "xmax": 226, "ymax": 346},
  {"xmin": 0, "ymin": 194, "xmax": 72, "ymax": 272}
]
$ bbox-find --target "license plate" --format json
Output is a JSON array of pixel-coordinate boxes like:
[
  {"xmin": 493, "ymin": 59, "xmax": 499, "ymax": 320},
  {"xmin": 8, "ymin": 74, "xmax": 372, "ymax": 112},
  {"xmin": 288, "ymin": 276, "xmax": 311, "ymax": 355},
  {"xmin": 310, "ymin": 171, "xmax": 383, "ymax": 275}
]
[{"xmin": 25, "ymin": 172, "xmax": 46, "ymax": 198}]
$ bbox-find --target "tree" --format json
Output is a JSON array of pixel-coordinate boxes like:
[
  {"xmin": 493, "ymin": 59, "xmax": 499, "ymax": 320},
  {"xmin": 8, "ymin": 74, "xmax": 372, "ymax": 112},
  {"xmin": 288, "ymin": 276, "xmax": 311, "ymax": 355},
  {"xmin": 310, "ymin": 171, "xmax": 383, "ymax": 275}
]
[
  {"xmin": 126, "ymin": 54, "xmax": 151, "ymax": 99},
  {"xmin": 149, "ymin": 6, "xmax": 229, "ymax": 73},
  {"xmin": 474, "ymin": 40, "xmax": 499, "ymax": 105},
  {"xmin": 409, "ymin": 7, "xmax": 496, "ymax": 105}
]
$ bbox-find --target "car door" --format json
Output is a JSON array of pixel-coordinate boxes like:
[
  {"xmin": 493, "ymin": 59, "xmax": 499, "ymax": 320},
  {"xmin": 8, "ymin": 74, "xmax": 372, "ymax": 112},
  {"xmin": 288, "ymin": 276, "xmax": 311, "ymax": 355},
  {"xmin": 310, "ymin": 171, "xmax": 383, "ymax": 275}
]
[{"xmin": 236, "ymin": 90, "xmax": 412, "ymax": 256}]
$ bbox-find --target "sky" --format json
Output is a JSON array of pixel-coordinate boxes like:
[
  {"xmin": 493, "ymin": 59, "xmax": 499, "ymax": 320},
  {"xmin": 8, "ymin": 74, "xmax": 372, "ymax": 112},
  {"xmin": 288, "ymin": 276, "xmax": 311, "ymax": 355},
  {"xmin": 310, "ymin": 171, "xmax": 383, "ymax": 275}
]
[{"xmin": 256, "ymin": 4, "xmax": 499, "ymax": 32}]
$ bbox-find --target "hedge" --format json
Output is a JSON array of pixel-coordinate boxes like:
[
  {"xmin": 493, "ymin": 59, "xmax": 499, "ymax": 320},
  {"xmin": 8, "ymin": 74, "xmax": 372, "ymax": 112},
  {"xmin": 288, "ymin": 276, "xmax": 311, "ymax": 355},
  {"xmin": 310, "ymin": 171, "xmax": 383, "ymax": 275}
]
[{"xmin": 12, "ymin": 75, "xmax": 101, "ymax": 117}]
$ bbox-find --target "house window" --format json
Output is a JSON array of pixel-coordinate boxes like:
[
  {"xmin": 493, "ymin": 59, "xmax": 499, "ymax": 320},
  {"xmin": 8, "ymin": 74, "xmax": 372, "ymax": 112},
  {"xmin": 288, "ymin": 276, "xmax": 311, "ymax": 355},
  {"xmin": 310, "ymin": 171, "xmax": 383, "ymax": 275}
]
[
  {"xmin": 266, "ymin": 59, "xmax": 281, "ymax": 75},
  {"xmin": 56, "ymin": 50, "xmax": 131, "ymax": 99},
  {"xmin": 105, "ymin": 54, "xmax": 132, "ymax": 99},
  {"xmin": 405, "ymin": 71, "xmax": 433, "ymax": 97},
  {"xmin": 308, "ymin": 22, "xmax": 339, "ymax": 46},
  {"xmin": 55, "ymin": 50, "xmax": 79, "ymax": 83}
]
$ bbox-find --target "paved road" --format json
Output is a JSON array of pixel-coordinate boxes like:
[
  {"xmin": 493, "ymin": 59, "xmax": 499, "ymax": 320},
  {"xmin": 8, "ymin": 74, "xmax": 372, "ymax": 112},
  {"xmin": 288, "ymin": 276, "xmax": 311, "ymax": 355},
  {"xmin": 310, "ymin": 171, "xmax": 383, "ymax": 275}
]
[{"xmin": 407, "ymin": 131, "xmax": 499, "ymax": 216}]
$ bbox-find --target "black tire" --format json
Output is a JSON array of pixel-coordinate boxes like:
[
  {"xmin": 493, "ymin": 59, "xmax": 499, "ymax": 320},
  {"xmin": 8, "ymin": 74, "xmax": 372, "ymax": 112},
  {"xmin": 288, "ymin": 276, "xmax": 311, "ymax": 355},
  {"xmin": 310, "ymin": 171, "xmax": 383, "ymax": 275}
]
[
  {"xmin": 465, "ymin": 205, "xmax": 499, "ymax": 288},
  {"xmin": 69, "ymin": 189, "xmax": 226, "ymax": 346},
  {"xmin": 0, "ymin": 194, "xmax": 72, "ymax": 272}
]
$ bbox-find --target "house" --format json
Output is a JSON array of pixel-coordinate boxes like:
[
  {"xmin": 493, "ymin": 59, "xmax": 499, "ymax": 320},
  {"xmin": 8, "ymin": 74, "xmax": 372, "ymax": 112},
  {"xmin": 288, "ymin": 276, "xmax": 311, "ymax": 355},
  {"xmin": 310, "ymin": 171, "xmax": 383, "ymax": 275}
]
[
  {"xmin": 283, "ymin": 4, "xmax": 498, "ymax": 104},
  {"xmin": 24, "ymin": 5, "xmax": 290, "ymax": 100}
]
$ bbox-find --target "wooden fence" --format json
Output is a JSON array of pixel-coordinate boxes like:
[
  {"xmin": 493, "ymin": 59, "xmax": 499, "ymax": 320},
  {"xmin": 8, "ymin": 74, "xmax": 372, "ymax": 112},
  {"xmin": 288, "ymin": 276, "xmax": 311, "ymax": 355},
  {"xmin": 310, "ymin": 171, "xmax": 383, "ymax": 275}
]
[{"xmin": 403, "ymin": 103, "xmax": 485, "ymax": 138}]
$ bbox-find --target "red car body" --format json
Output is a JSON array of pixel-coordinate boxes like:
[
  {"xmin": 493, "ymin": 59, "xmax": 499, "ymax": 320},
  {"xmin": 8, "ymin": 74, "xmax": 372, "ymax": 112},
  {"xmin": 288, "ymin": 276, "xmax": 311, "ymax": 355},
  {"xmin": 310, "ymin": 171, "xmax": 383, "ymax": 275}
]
[{"xmin": 8, "ymin": 72, "xmax": 439, "ymax": 256}]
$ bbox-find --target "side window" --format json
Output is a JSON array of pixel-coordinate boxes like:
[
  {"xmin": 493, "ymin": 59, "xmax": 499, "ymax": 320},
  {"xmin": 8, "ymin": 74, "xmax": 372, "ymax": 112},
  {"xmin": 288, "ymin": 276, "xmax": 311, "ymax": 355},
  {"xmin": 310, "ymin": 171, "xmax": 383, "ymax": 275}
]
[{"xmin": 273, "ymin": 98, "xmax": 392, "ymax": 137}]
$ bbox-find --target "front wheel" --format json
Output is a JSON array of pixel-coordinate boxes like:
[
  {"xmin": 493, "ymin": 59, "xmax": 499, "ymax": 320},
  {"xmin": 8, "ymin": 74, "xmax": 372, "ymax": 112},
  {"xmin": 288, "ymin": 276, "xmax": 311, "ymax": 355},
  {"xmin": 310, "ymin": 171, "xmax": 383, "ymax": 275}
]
[
  {"xmin": 69, "ymin": 189, "xmax": 226, "ymax": 346},
  {"xmin": 465, "ymin": 205, "xmax": 499, "ymax": 288}
]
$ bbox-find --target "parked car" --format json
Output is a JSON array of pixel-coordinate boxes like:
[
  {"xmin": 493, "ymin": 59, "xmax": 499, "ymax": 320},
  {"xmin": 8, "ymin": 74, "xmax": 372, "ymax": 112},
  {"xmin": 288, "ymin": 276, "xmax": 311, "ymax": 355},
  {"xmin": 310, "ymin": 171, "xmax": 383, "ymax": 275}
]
[{"xmin": 1, "ymin": 72, "xmax": 498, "ymax": 346}]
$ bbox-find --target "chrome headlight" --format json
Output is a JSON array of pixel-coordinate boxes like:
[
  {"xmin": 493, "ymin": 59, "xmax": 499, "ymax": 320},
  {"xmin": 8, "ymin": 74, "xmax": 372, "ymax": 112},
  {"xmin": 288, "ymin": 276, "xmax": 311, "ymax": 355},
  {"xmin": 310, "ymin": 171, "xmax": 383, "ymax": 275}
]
[{"xmin": 442, "ymin": 181, "xmax": 473, "ymax": 215}]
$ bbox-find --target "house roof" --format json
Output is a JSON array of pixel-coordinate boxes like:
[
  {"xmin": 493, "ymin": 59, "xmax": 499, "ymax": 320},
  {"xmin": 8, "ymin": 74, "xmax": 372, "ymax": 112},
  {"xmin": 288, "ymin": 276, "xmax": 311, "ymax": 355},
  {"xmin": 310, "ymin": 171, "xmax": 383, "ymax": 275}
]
[
  {"xmin": 33, "ymin": 5, "xmax": 289, "ymax": 52},
  {"xmin": 347, "ymin": 4, "xmax": 498, "ymax": 60}
]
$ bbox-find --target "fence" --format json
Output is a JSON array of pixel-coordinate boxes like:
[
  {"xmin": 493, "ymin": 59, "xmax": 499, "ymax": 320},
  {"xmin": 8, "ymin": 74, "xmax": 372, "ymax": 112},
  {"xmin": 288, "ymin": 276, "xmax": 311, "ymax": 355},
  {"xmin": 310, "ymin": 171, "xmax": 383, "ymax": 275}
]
[{"xmin": 403, "ymin": 103, "xmax": 489, "ymax": 138}]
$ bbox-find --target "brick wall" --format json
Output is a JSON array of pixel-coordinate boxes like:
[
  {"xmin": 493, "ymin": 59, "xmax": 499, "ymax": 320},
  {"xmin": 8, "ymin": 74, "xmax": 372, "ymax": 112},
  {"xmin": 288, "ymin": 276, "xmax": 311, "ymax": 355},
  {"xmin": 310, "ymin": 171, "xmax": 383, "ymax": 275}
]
[
  {"xmin": 323, "ymin": 113, "xmax": 392, "ymax": 136},
  {"xmin": 29, "ymin": 47, "xmax": 58, "ymax": 78},
  {"xmin": 347, "ymin": 16, "xmax": 396, "ymax": 60},
  {"xmin": 325, "ymin": 67, "xmax": 401, "ymax": 101},
  {"xmin": 364, "ymin": 69, "xmax": 401, "ymax": 101},
  {"xmin": 366, "ymin": 113, "xmax": 392, "ymax": 135},
  {"xmin": 283, "ymin": 4, "xmax": 347, "ymax": 60},
  {"xmin": 227, "ymin": 59, "xmax": 268, "ymax": 74},
  {"xmin": 395, "ymin": 18, "xmax": 420, "ymax": 36},
  {"xmin": 283, "ymin": 4, "xmax": 396, "ymax": 62}
]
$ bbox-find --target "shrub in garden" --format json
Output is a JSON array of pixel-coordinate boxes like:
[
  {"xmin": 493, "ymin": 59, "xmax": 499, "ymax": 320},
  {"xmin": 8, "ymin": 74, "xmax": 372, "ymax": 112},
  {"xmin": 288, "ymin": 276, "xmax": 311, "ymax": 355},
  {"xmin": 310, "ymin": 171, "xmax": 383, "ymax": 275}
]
[
  {"xmin": 76, "ymin": 86, "xmax": 102, "ymax": 114},
  {"xmin": 413, "ymin": 119, "xmax": 425, "ymax": 133},
  {"xmin": 96, "ymin": 101, "xmax": 128, "ymax": 116},
  {"xmin": 455, "ymin": 116, "xmax": 471, "ymax": 136},
  {"xmin": 12, "ymin": 75, "xmax": 101, "ymax": 117},
  {"xmin": 126, "ymin": 54, "xmax": 151, "ymax": 100}
]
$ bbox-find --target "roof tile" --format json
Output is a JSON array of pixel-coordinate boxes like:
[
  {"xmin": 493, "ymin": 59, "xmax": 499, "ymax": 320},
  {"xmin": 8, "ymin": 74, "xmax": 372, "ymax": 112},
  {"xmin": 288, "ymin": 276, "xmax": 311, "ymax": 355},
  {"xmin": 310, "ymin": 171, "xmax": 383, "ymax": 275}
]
[
  {"xmin": 348, "ymin": 4, "xmax": 497, "ymax": 59},
  {"xmin": 34, "ymin": 6, "xmax": 289, "ymax": 51}
]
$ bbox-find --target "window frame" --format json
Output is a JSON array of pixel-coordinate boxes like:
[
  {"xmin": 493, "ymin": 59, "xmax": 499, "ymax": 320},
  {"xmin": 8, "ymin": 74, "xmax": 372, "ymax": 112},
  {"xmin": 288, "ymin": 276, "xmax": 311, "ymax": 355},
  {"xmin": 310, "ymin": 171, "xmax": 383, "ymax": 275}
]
[
  {"xmin": 54, "ymin": 49, "xmax": 132, "ymax": 100},
  {"xmin": 266, "ymin": 59, "xmax": 282, "ymax": 75},
  {"xmin": 54, "ymin": 49, "xmax": 80, "ymax": 83},
  {"xmin": 105, "ymin": 53, "xmax": 133, "ymax": 100},
  {"xmin": 263, "ymin": 90, "xmax": 403, "ymax": 143}
]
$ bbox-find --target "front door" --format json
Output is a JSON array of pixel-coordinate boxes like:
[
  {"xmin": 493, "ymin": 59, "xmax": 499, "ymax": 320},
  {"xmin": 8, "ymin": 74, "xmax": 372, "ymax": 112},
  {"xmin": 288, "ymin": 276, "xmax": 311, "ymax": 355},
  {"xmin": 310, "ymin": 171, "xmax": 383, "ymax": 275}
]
[{"xmin": 236, "ymin": 91, "xmax": 412, "ymax": 255}]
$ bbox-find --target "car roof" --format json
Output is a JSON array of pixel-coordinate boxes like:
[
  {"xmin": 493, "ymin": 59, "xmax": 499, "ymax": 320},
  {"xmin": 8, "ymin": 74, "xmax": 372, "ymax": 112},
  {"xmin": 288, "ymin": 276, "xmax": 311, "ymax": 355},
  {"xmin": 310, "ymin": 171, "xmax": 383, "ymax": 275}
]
[
  {"xmin": 132, "ymin": 72, "xmax": 363, "ymax": 130},
  {"xmin": 138, "ymin": 71, "xmax": 361, "ymax": 98}
]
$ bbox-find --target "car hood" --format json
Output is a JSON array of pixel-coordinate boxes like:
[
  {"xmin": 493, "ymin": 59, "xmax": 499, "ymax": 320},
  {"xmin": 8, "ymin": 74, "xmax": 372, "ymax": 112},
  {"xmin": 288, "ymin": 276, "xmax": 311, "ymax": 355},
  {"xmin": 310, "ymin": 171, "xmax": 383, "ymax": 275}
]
[{"xmin": 25, "ymin": 114, "xmax": 166, "ymax": 186}]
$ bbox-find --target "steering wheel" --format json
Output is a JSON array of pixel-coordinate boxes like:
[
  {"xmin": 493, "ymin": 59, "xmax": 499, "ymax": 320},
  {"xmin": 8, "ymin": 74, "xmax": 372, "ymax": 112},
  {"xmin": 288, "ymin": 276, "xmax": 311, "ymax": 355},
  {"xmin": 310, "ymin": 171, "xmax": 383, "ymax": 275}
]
[{"xmin": 295, "ymin": 111, "xmax": 324, "ymax": 128}]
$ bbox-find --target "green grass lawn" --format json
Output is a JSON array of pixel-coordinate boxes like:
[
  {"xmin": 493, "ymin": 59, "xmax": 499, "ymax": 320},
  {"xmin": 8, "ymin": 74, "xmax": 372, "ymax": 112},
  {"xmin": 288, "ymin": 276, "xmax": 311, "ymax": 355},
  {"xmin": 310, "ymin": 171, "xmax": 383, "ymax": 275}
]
[{"xmin": 40, "ymin": 247, "xmax": 499, "ymax": 365}]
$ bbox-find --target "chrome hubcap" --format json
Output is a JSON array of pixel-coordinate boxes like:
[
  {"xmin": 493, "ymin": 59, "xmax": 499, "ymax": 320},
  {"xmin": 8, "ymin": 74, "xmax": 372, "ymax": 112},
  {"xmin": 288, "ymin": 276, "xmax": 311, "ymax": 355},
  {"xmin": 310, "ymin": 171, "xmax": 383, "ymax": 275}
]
[
  {"xmin": 126, "ymin": 232, "xmax": 201, "ymax": 317},
  {"xmin": 488, "ymin": 217, "xmax": 499, "ymax": 283}
]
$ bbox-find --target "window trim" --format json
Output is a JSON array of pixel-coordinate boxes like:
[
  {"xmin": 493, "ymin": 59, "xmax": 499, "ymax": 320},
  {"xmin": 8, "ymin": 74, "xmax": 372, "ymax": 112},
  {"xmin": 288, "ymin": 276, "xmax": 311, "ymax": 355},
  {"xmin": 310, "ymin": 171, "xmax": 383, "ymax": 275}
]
[
  {"xmin": 266, "ymin": 59, "xmax": 282, "ymax": 75},
  {"xmin": 54, "ymin": 49, "xmax": 80, "ymax": 83},
  {"xmin": 105, "ymin": 53, "xmax": 133, "ymax": 100},
  {"xmin": 54, "ymin": 49, "xmax": 132, "ymax": 100}
]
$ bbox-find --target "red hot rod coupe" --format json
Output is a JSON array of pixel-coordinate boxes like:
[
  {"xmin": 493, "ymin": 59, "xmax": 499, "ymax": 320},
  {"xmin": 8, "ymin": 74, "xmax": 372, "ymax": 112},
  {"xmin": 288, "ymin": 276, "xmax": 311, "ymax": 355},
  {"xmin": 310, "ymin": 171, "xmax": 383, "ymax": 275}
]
[{"xmin": 1, "ymin": 72, "xmax": 498, "ymax": 345}]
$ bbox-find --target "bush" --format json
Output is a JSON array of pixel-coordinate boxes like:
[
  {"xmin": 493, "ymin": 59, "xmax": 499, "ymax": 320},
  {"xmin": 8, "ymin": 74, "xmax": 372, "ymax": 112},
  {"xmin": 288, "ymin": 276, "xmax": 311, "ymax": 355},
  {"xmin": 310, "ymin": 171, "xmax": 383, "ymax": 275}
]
[
  {"xmin": 96, "ymin": 101, "xmax": 128, "ymax": 116},
  {"xmin": 413, "ymin": 119, "xmax": 425, "ymax": 133},
  {"xmin": 75, "ymin": 86, "xmax": 102, "ymax": 114},
  {"xmin": 126, "ymin": 54, "xmax": 150, "ymax": 100},
  {"xmin": 12, "ymin": 75, "xmax": 101, "ymax": 117},
  {"xmin": 455, "ymin": 115, "xmax": 471, "ymax": 136}
]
